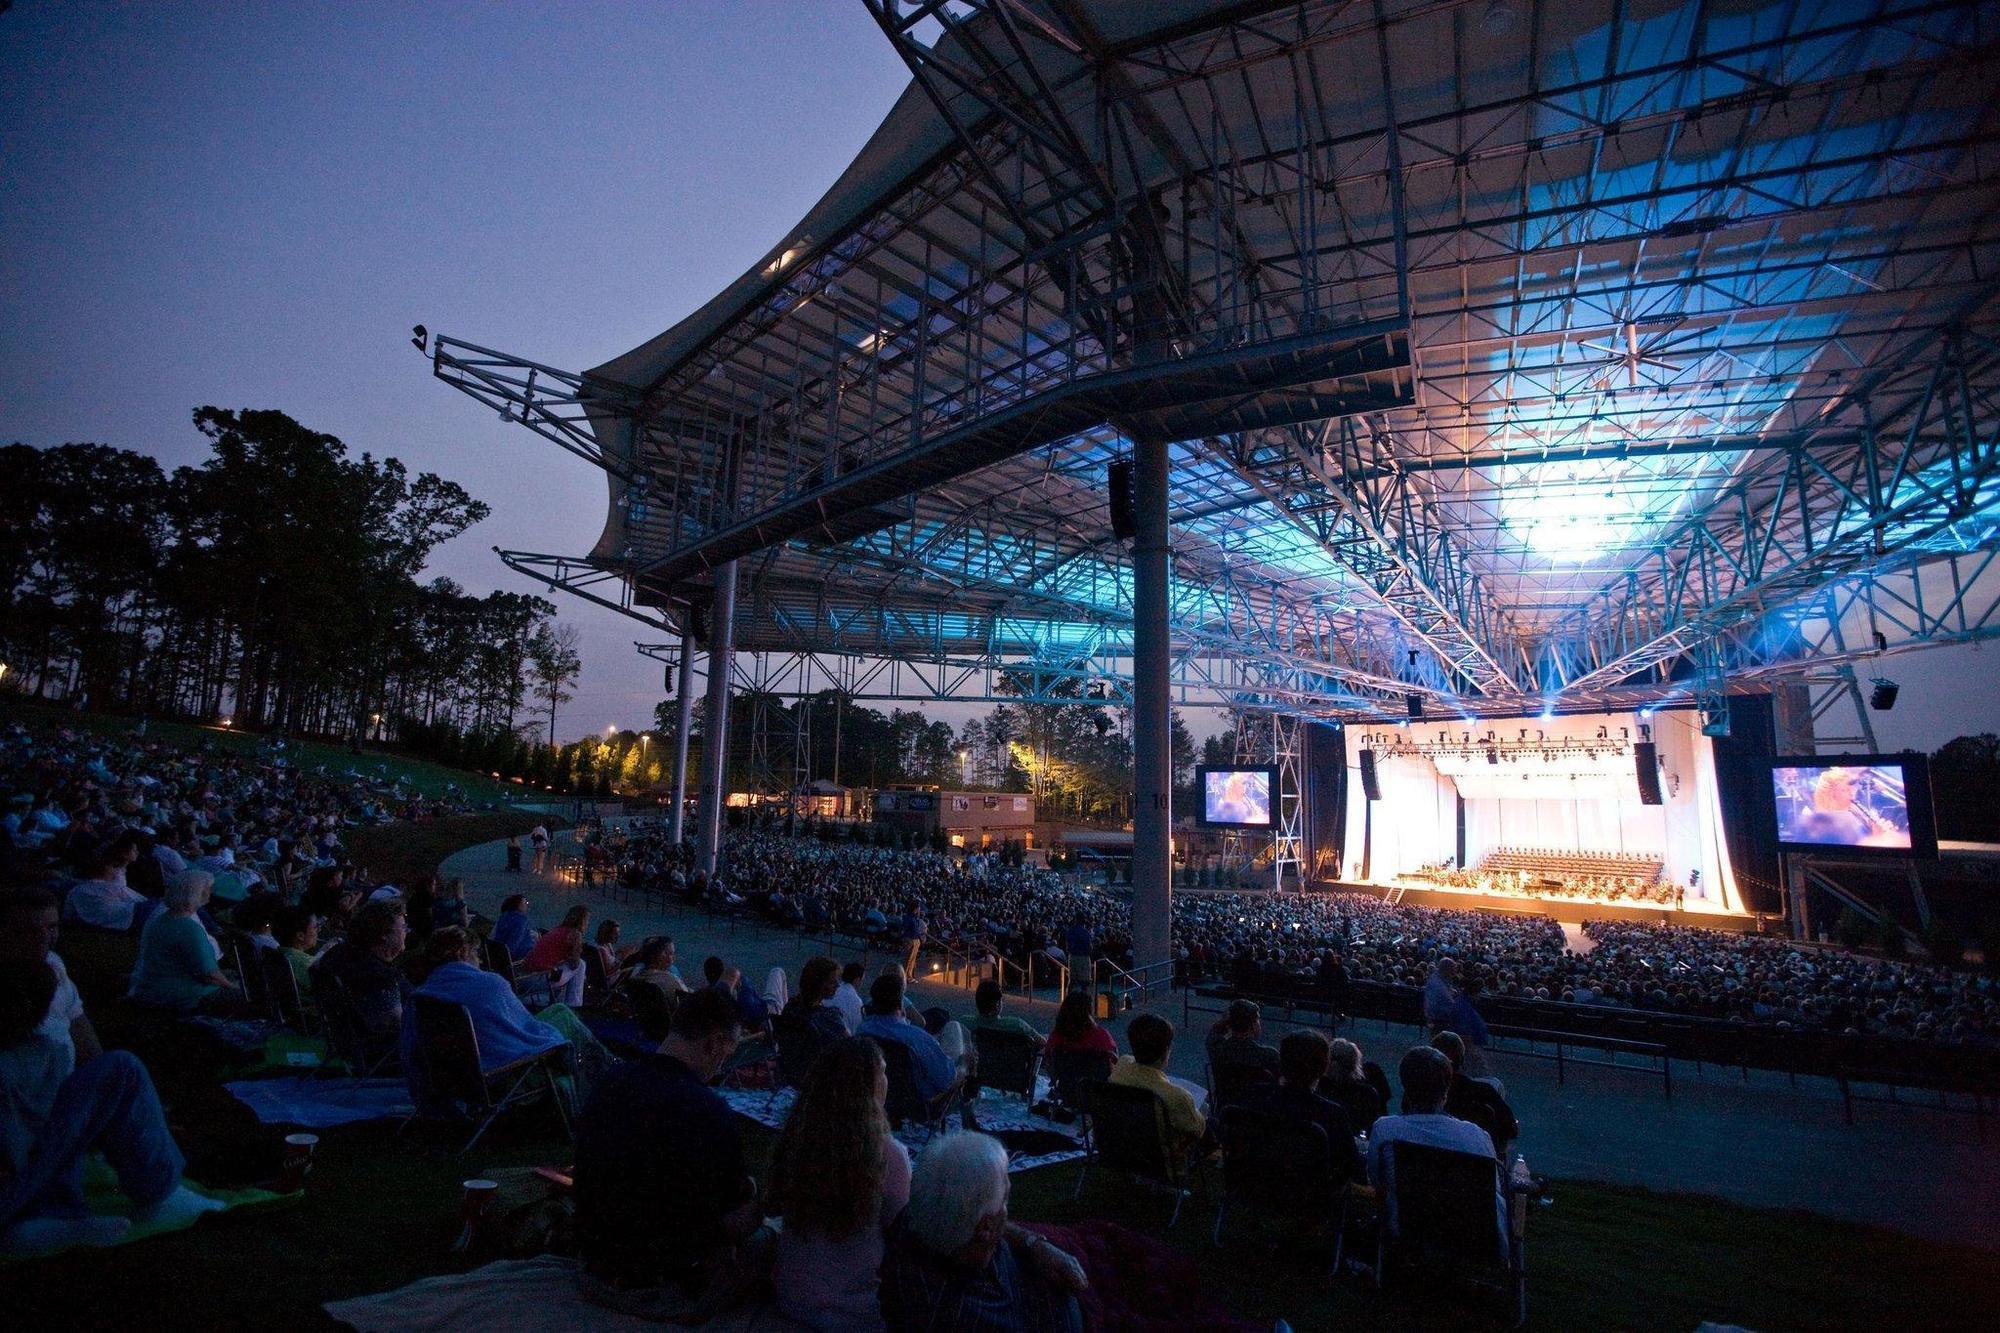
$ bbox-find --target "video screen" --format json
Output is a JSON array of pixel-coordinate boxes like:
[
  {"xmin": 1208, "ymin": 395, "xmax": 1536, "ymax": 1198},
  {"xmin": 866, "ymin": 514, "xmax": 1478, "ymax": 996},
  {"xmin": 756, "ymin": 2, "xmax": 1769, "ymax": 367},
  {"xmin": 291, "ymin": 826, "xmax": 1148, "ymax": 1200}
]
[
  {"xmin": 1770, "ymin": 758, "xmax": 1928, "ymax": 853},
  {"xmin": 1199, "ymin": 765, "xmax": 1275, "ymax": 828}
]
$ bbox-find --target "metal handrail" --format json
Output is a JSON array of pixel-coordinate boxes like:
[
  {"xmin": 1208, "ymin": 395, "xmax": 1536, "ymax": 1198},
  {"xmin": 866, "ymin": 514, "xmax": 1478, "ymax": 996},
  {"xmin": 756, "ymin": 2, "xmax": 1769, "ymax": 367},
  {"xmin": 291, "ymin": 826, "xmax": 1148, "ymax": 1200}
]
[
  {"xmin": 915, "ymin": 937, "xmax": 1036, "ymax": 1000},
  {"xmin": 1096, "ymin": 956, "xmax": 1175, "ymax": 1009}
]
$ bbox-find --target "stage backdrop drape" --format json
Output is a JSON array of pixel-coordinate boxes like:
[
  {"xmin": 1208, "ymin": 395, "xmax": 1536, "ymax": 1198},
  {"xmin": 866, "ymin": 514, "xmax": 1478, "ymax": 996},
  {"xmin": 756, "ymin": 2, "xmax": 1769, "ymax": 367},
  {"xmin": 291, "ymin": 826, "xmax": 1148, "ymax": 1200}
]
[{"xmin": 1370, "ymin": 752, "xmax": 1459, "ymax": 876}]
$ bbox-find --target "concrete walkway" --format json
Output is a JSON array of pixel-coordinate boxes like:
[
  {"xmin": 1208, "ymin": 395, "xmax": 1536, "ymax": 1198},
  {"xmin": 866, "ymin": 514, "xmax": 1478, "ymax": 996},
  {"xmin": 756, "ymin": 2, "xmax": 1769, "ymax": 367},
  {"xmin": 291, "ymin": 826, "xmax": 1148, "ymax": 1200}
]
[{"xmin": 440, "ymin": 834, "xmax": 2000, "ymax": 1253}]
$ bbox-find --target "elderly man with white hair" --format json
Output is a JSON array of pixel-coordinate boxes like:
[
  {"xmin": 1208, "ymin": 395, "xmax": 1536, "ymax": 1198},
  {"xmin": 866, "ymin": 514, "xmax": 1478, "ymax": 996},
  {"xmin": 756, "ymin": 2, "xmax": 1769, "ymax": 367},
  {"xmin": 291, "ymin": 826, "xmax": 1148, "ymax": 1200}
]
[{"xmin": 878, "ymin": 1132, "xmax": 1085, "ymax": 1333}]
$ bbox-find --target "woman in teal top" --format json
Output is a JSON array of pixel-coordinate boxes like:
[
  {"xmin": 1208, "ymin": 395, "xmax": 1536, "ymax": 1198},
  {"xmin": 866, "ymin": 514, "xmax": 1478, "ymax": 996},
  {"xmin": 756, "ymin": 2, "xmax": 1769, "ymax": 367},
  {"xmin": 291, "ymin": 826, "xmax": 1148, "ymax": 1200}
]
[{"xmin": 129, "ymin": 871, "xmax": 236, "ymax": 1012}]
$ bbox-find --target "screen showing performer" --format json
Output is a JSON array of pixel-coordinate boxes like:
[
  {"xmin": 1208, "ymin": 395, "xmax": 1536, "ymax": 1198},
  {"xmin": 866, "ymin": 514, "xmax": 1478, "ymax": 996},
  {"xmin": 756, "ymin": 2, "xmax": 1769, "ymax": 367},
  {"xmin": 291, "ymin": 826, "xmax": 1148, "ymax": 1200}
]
[
  {"xmin": 1202, "ymin": 767, "xmax": 1273, "ymax": 827},
  {"xmin": 1772, "ymin": 763, "xmax": 1911, "ymax": 849}
]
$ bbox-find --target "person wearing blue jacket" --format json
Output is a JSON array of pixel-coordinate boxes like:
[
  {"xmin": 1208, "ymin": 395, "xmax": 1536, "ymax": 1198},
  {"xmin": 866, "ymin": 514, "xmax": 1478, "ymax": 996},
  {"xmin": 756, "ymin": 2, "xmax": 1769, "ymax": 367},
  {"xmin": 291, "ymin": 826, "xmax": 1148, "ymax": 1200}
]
[{"xmin": 401, "ymin": 928, "xmax": 604, "ymax": 1115}]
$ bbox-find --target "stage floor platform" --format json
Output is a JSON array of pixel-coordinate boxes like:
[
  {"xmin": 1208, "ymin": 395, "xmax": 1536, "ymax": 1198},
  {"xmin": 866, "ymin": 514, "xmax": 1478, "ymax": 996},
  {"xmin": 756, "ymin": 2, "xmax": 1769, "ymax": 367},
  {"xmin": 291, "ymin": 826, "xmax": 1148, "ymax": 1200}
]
[{"xmin": 1311, "ymin": 880, "xmax": 1765, "ymax": 932}]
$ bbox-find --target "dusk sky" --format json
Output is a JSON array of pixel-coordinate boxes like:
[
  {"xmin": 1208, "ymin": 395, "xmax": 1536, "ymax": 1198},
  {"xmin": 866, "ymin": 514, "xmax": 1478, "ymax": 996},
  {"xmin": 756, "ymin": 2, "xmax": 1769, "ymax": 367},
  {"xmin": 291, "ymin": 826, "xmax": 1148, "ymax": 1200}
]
[{"xmin": 3, "ymin": 1, "xmax": 1993, "ymax": 754}]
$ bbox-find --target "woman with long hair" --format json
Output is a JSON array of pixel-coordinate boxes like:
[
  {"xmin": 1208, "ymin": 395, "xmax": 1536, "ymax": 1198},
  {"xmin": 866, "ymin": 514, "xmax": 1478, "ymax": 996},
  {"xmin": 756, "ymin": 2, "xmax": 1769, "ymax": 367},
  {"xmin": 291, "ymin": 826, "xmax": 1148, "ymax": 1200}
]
[
  {"xmin": 766, "ymin": 1036, "xmax": 911, "ymax": 1330},
  {"xmin": 1044, "ymin": 990, "xmax": 1116, "ymax": 1057},
  {"xmin": 522, "ymin": 903, "xmax": 590, "ymax": 973}
]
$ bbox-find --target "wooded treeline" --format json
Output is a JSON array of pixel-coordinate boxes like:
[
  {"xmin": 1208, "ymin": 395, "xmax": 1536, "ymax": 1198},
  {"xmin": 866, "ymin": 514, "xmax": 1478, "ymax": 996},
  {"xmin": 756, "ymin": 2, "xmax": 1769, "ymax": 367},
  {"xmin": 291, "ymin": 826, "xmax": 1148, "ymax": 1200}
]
[{"xmin": 2, "ymin": 409, "xmax": 578, "ymax": 746}]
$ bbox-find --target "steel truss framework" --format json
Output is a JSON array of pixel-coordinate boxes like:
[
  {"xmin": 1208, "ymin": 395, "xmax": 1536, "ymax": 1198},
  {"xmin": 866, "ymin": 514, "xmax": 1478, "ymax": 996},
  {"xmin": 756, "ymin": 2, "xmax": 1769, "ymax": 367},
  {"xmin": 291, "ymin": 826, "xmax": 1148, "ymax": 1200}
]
[
  {"xmin": 1230, "ymin": 710, "xmax": 1304, "ymax": 891},
  {"xmin": 436, "ymin": 0, "xmax": 2000, "ymax": 727}
]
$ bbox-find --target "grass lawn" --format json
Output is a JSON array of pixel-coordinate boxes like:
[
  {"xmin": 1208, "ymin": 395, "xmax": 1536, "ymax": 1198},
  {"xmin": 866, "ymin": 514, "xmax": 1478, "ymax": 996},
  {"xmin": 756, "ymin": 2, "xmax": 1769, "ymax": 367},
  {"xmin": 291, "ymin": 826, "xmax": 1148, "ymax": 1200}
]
[
  {"xmin": 0, "ymin": 697, "xmax": 542, "ymax": 808},
  {"xmin": 343, "ymin": 812, "xmax": 554, "ymax": 887},
  {"xmin": 10, "ymin": 1102, "xmax": 1997, "ymax": 1332},
  {"xmin": 14, "ymin": 820, "xmax": 2000, "ymax": 1331}
]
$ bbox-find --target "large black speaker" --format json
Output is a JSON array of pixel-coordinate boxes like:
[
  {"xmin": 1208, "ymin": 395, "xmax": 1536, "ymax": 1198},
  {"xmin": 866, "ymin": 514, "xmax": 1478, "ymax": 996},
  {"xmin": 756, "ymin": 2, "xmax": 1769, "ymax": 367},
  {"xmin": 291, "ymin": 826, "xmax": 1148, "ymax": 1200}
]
[
  {"xmin": 1358, "ymin": 748, "xmax": 1381, "ymax": 801},
  {"xmin": 1108, "ymin": 459, "xmax": 1136, "ymax": 540},
  {"xmin": 1634, "ymin": 742, "xmax": 1663, "ymax": 805}
]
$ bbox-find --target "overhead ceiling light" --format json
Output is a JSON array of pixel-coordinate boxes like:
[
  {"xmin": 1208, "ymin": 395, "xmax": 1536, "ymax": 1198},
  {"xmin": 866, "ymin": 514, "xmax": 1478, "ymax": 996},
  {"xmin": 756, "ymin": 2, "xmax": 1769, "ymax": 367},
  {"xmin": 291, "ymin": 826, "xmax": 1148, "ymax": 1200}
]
[{"xmin": 1481, "ymin": 0, "xmax": 1521, "ymax": 36}]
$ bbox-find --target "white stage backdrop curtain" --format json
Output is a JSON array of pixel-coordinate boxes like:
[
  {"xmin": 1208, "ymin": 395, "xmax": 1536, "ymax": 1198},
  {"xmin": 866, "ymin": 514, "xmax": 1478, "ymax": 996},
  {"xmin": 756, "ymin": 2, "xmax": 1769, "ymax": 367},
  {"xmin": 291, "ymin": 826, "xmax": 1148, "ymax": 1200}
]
[
  {"xmin": 1462, "ymin": 798, "xmax": 1665, "ymax": 862},
  {"xmin": 1370, "ymin": 754, "xmax": 1459, "ymax": 877}
]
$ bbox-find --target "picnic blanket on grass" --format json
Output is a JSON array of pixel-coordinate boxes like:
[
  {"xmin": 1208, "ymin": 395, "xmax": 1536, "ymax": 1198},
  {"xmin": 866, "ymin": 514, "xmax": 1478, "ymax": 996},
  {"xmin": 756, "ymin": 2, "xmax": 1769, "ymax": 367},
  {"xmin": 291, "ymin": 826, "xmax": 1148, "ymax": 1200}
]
[
  {"xmin": 717, "ymin": 1079, "xmax": 1087, "ymax": 1173},
  {"xmin": 2, "ymin": 1158, "xmax": 300, "ymax": 1263},
  {"xmin": 225, "ymin": 1075, "xmax": 413, "ymax": 1127},
  {"xmin": 323, "ymin": 1255, "xmax": 809, "ymax": 1333}
]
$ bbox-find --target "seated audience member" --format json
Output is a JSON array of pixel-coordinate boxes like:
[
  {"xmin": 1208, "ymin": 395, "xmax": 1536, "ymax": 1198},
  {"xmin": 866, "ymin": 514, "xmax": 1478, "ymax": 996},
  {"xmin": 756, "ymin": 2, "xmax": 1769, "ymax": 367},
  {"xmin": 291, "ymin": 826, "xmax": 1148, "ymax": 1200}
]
[
  {"xmin": 403, "ymin": 928, "xmax": 601, "ymax": 1108},
  {"xmin": 300, "ymin": 867, "xmax": 359, "ymax": 939},
  {"xmin": 1044, "ymin": 990, "xmax": 1117, "ymax": 1060},
  {"xmin": 575, "ymin": 988, "xmax": 767, "ymax": 1321},
  {"xmin": 522, "ymin": 903, "xmax": 590, "ymax": 974},
  {"xmin": 782, "ymin": 955, "xmax": 851, "ymax": 1046},
  {"xmin": 128, "ymin": 870, "xmax": 236, "ymax": 1012},
  {"xmin": 767, "ymin": 1036, "xmax": 911, "ymax": 1330},
  {"xmin": 619, "ymin": 935, "xmax": 690, "ymax": 1005},
  {"xmin": 431, "ymin": 878, "xmax": 470, "ymax": 933},
  {"xmin": 234, "ymin": 896, "xmax": 280, "ymax": 953},
  {"xmin": 590, "ymin": 919, "xmax": 624, "ymax": 983},
  {"xmin": 1205, "ymin": 998, "xmax": 1280, "ymax": 1104},
  {"xmin": 1108, "ymin": 1013, "xmax": 1208, "ymax": 1162},
  {"xmin": 858, "ymin": 972, "xmax": 961, "ymax": 1108},
  {"xmin": 1, "ymin": 888, "xmax": 103, "ymax": 1068},
  {"xmin": 874, "ymin": 961, "xmax": 928, "ymax": 1028},
  {"xmin": 1239, "ymin": 1031, "xmax": 1363, "ymax": 1183},
  {"xmin": 310, "ymin": 899, "xmax": 409, "ymax": 1062},
  {"xmin": 968, "ymin": 978, "xmax": 1045, "ymax": 1050},
  {"xmin": 63, "ymin": 846, "xmax": 150, "ymax": 932},
  {"xmin": 879, "ymin": 1132, "xmax": 1086, "ymax": 1333},
  {"xmin": 703, "ymin": 955, "xmax": 770, "ymax": 1031},
  {"xmin": 1366, "ymin": 1045, "xmax": 1505, "ymax": 1243},
  {"xmin": 1432, "ymin": 1031, "xmax": 1518, "ymax": 1158},
  {"xmin": 402, "ymin": 875, "xmax": 437, "ymax": 940},
  {"xmin": 271, "ymin": 904, "xmax": 320, "ymax": 1020},
  {"xmin": 0, "ymin": 958, "xmax": 224, "ymax": 1255},
  {"xmin": 830, "ymin": 961, "xmax": 866, "ymax": 1035},
  {"xmin": 491, "ymin": 894, "xmax": 535, "ymax": 961},
  {"xmin": 1318, "ymin": 1037, "xmax": 1388, "ymax": 1132}
]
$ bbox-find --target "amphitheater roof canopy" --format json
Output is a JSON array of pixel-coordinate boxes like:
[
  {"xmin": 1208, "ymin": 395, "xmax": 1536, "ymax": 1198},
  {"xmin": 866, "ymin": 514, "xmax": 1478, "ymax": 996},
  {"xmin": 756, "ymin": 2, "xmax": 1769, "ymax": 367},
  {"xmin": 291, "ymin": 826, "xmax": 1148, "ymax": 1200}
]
[{"xmin": 437, "ymin": 0, "xmax": 2000, "ymax": 722}]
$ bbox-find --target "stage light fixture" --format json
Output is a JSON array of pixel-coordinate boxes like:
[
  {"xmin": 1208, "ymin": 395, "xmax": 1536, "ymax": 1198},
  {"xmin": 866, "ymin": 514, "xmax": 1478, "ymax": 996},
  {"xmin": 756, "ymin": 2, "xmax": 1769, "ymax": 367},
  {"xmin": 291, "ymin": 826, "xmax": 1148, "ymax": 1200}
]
[
  {"xmin": 411, "ymin": 324, "xmax": 428, "ymax": 353},
  {"xmin": 1407, "ymin": 693, "xmax": 1424, "ymax": 721},
  {"xmin": 1872, "ymin": 630, "xmax": 1888, "ymax": 653},
  {"xmin": 1486, "ymin": 749, "xmax": 1498, "ymax": 765},
  {"xmin": 1869, "ymin": 678, "xmax": 1899, "ymax": 711}
]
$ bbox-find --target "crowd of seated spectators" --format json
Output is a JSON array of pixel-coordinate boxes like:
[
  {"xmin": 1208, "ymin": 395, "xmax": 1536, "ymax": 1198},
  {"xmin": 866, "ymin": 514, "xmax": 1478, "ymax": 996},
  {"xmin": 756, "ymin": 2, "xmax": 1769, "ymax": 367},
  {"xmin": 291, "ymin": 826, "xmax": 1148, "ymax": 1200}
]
[
  {"xmin": 571, "ymin": 980, "xmax": 1279, "ymax": 1328},
  {"xmin": 603, "ymin": 825, "xmax": 1139, "ymax": 984},
  {"xmin": 585, "ymin": 822, "xmax": 2000, "ymax": 1047}
]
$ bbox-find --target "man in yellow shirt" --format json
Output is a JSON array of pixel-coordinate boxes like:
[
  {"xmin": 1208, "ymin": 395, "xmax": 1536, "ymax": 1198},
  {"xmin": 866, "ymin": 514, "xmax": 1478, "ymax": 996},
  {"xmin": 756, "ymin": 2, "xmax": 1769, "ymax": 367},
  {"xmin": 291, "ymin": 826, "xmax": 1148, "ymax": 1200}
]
[{"xmin": 1108, "ymin": 1013, "xmax": 1207, "ymax": 1161}]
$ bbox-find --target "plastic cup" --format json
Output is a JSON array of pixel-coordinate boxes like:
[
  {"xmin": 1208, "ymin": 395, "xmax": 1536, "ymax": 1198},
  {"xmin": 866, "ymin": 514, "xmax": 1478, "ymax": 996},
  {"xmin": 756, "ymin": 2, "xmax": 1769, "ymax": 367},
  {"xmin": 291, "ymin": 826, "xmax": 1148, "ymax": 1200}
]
[
  {"xmin": 454, "ymin": 1178, "xmax": 500, "ymax": 1252},
  {"xmin": 460, "ymin": 1178, "xmax": 499, "ymax": 1226},
  {"xmin": 279, "ymin": 1132, "xmax": 319, "ymax": 1192}
]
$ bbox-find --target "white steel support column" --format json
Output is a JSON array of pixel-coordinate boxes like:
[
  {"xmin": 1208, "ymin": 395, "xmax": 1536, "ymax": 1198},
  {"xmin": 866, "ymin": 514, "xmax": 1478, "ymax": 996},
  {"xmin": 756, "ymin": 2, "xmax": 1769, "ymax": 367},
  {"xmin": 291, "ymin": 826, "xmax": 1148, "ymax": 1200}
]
[
  {"xmin": 1131, "ymin": 435, "xmax": 1173, "ymax": 974},
  {"xmin": 669, "ymin": 627, "xmax": 696, "ymax": 845},
  {"xmin": 696, "ymin": 564, "xmax": 737, "ymax": 875}
]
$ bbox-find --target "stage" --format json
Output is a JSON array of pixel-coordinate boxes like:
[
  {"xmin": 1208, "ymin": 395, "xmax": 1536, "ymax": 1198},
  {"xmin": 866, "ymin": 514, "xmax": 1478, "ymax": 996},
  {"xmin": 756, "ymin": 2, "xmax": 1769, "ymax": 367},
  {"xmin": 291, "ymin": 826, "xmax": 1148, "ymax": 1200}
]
[{"xmin": 1309, "ymin": 879, "xmax": 1764, "ymax": 932}]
